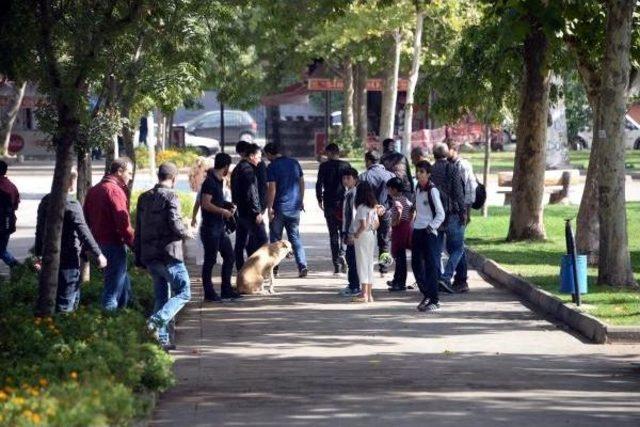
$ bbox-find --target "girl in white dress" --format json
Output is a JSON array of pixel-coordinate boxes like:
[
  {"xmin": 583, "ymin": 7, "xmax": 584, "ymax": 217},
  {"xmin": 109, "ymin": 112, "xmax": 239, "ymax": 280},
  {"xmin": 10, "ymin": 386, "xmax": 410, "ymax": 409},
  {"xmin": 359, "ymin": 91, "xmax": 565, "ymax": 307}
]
[{"xmin": 352, "ymin": 182, "xmax": 380, "ymax": 303}]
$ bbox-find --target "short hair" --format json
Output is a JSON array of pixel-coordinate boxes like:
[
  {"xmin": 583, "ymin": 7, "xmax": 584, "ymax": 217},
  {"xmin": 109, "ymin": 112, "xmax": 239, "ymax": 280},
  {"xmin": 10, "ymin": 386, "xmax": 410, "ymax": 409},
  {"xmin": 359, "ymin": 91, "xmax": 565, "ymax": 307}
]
[
  {"xmin": 364, "ymin": 150, "xmax": 380, "ymax": 164},
  {"xmin": 263, "ymin": 142, "xmax": 280, "ymax": 155},
  {"xmin": 0, "ymin": 160, "xmax": 7, "ymax": 176},
  {"xmin": 415, "ymin": 160, "xmax": 432, "ymax": 174},
  {"xmin": 411, "ymin": 146, "xmax": 428, "ymax": 159},
  {"xmin": 445, "ymin": 139, "xmax": 457, "ymax": 150},
  {"xmin": 433, "ymin": 143, "xmax": 449, "ymax": 160},
  {"xmin": 235, "ymin": 140, "xmax": 249, "ymax": 155},
  {"xmin": 341, "ymin": 167, "xmax": 359, "ymax": 180},
  {"xmin": 325, "ymin": 143, "xmax": 339, "ymax": 154},
  {"xmin": 382, "ymin": 138, "xmax": 395, "ymax": 151},
  {"xmin": 245, "ymin": 143, "xmax": 261, "ymax": 157},
  {"xmin": 355, "ymin": 181, "xmax": 377, "ymax": 208},
  {"xmin": 109, "ymin": 157, "xmax": 132, "ymax": 174},
  {"xmin": 386, "ymin": 177, "xmax": 404, "ymax": 192},
  {"xmin": 214, "ymin": 152, "xmax": 232, "ymax": 169},
  {"xmin": 158, "ymin": 162, "xmax": 178, "ymax": 180}
]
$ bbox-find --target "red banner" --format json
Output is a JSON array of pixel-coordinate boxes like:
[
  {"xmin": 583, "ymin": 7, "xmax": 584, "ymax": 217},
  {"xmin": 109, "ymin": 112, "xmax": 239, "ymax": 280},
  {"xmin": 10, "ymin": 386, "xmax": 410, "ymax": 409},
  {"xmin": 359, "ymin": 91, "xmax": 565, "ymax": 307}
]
[{"xmin": 307, "ymin": 78, "xmax": 409, "ymax": 92}]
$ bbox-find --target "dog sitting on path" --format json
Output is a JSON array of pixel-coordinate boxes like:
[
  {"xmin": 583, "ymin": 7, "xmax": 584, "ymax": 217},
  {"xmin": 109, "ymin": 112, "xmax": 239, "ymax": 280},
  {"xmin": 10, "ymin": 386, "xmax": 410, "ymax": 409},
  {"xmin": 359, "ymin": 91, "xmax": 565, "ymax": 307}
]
[{"xmin": 237, "ymin": 240, "xmax": 293, "ymax": 295}]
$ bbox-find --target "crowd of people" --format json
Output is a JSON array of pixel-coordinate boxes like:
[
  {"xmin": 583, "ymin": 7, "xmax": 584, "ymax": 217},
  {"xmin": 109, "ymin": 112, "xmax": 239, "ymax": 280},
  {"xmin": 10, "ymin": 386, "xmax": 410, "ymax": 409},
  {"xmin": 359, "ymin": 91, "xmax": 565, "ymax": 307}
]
[{"xmin": 0, "ymin": 135, "xmax": 478, "ymax": 350}]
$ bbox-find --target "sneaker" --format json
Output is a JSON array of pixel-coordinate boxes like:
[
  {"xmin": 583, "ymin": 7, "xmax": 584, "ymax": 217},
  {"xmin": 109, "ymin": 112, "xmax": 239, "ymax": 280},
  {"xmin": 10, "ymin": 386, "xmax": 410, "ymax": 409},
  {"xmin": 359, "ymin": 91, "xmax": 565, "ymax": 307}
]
[
  {"xmin": 333, "ymin": 265, "xmax": 341, "ymax": 275},
  {"xmin": 203, "ymin": 291, "xmax": 222, "ymax": 302},
  {"xmin": 453, "ymin": 282, "xmax": 470, "ymax": 293},
  {"xmin": 161, "ymin": 343, "xmax": 177, "ymax": 352},
  {"xmin": 424, "ymin": 302, "xmax": 440, "ymax": 312},
  {"xmin": 340, "ymin": 286, "xmax": 360, "ymax": 296},
  {"xmin": 221, "ymin": 289, "xmax": 243, "ymax": 300},
  {"xmin": 388, "ymin": 282, "xmax": 407, "ymax": 292},
  {"xmin": 417, "ymin": 297, "xmax": 429, "ymax": 311},
  {"xmin": 298, "ymin": 267, "xmax": 308, "ymax": 278},
  {"xmin": 438, "ymin": 280, "xmax": 455, "ymax": 294}
]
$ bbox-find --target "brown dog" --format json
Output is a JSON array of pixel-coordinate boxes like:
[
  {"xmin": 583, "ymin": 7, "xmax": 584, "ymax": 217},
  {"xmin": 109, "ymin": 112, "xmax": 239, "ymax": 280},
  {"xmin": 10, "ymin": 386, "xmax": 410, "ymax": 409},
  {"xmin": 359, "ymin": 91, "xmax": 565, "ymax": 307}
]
[{"xmin": 237, "ymin": 240, "xmax": 293, "ymax": 294}]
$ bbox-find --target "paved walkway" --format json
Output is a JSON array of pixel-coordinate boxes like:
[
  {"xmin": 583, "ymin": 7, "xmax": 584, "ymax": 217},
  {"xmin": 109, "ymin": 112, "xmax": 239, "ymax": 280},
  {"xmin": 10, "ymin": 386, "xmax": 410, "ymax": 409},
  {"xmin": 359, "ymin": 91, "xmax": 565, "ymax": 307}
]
[{"xmin": 150, "ymin": 191, "xmax": 640, "ymax": 427}]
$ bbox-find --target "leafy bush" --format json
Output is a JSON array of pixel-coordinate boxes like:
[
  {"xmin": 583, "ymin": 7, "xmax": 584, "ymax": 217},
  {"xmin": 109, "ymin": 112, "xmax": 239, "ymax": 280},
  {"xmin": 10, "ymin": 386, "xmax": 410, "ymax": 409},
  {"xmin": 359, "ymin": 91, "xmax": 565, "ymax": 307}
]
[
  {"xmin": 0, "ymin": 263, "xmax": 174, "ymax": 426},
  {"xmin": 135, "ymin": 146, "xmax": 201, "ymax": 169}
]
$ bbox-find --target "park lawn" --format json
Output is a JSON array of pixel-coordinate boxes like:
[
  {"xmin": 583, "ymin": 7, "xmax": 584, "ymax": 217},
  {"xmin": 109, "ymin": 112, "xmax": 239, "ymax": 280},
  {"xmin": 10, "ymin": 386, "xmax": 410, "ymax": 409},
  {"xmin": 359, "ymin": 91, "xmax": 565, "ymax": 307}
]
[{"xmin": 466, "ymin": 203, "xmax": 640, "ymax": 326}]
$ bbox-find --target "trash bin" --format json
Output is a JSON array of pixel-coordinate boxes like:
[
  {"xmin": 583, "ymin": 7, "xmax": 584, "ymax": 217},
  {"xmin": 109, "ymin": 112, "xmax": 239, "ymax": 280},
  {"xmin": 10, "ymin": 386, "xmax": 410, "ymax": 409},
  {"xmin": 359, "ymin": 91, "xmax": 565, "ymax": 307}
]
[{"xmin": 559, "ymin": 254, "xmax": 588, "ymax": 294}]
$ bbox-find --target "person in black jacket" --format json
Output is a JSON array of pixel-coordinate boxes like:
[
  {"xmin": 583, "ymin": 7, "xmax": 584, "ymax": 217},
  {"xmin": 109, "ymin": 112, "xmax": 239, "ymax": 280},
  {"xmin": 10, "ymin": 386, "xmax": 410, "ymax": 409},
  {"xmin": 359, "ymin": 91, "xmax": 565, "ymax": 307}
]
[
  {"xmin": 134, "ymin": 162, "xmax": 195, "ymax": 350},
  {"xmin": 35, "ymin": 166, "xmax": 107, "ymax": 312},
  {"xmin": 316, "ymin": 143, "xmax": 351, "ymax": 274},
  {"xmin": 231, "ymin": 143, "xmax": 267, "ymax": 270}
]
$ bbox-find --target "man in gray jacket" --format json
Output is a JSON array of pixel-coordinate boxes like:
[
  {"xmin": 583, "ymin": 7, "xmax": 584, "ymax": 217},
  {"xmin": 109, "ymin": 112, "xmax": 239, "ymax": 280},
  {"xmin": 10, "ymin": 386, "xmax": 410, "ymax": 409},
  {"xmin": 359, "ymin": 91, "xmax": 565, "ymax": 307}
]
[{"xmin": 134, "ymin": 162, "xmax": 195, "ymax": 350}]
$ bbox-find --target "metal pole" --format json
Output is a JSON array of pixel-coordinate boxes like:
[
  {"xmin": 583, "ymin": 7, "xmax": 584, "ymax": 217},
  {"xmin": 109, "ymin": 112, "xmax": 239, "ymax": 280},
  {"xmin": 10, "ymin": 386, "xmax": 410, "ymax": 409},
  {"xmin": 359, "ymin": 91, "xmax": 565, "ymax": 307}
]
[
  {"xmin": 564, "ymin": 218, "xmax": 581, "ymax": 306},
  {"xmin": 220, "ymin": 102, "xmax": 225, "ymax": 153}
]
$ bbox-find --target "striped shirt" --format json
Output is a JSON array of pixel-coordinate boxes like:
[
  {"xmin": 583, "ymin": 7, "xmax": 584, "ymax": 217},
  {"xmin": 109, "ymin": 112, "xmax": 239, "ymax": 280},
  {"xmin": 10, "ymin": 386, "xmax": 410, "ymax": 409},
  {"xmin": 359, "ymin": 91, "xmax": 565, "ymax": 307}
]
[{"xmin": 391, "ymin": 195, "xmax": 412, "ymax": 225}]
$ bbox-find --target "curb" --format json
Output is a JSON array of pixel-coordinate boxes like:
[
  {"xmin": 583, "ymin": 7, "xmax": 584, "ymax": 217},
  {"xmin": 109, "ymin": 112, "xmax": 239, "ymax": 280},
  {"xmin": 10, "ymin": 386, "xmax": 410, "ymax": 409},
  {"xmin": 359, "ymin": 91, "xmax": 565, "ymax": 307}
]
[{"xmin": 467, "ymin": 249, "xmax": 640, "ymax": 344}]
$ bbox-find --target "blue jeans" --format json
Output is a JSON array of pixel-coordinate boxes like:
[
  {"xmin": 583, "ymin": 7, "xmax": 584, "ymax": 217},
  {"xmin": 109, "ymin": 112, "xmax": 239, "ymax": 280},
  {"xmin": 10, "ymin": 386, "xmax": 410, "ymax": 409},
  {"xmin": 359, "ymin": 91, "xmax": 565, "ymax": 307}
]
[
  {"xmin": 270, "ymin": 210, "xmax": 307, "ymax": 269},
  {"xmin": 148, "ymin": 261, "xmax": 191, "ymax": 345},
  {"xmin": 411, "ymin": 229, "xmax": 440, "ymax": 303},
  {"xmin": 0, "ymin": 233, "xmax": 17, "ymax": 267},
  {"xmin": 100, "ymin": 244, "xmax": 132, "ymax": 311},
  {"xmin": 441, "ymin": 216, "xmax": 466, "ymax": 284},
  {"xmin": 235, "ymin": 216, "xmax": 268, "ymax": 271},
  {"xmin": 345, "ymin": 244, "xmax": 360, "ymax": 291},
  {"xmin": 57, "ymin": 268, "xmax": 81, "ymax": 313}
]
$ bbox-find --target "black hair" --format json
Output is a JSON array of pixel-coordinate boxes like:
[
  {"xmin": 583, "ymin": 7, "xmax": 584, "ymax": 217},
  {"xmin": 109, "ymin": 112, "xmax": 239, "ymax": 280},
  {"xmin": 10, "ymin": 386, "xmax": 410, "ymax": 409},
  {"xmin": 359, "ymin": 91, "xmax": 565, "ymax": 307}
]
[
  {"xmin": 364, "ymin": 150, "xmax": 380, "ymax": 164},
  {"xmin": 382, "ymin": 138, "xmax": 395, "ymax": 151},
  {"xmin": 325, "ymin": 143, "xmax": 339, "ymax": 154},
  {"xmin": 263, "ymin": 142, "xmax": 280, "ymax": 155},
  {"xmin": 244, "ymin": 143, "xmax": 261, "ymax": 157},
  {"xmin": 355, "ymin": 181, "xmax": 377, "ymax": 209},
  {"xmin": 415, "ymin": 160, "xmax": 432, "ymax": 174},
  {"xmin": 235, "ymin": 140, "xmax": 249, "ymax": 155},
  {"xmin": 214, "ymin": 152, "xmax": 232, "ymax": 169},
  {"xmin": 0, "ymin": 160, "xmax": 7, "ymax": 176},
  {"xmin": 109, "ymin": 157, "xmax": 132, "ymax": 174},
  {"xmin": 341, "ymin": 167, "xmax": 359, "ymax": 180},
  {"xmin": 385, "ymin": 177, "xmax": 404, "ymax": 192}
]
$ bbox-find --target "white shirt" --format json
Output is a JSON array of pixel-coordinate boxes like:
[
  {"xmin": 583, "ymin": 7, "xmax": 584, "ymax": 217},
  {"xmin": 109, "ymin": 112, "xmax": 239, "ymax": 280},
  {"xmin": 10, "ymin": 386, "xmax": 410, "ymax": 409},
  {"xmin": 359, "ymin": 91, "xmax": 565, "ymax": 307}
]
[
  {"xmin": 413, "ymin": 185, "xmax": 445, "ymax": 234},
  {"xmin": 354, "ymin": 204, "xmax": 377, "ymax": 234}
]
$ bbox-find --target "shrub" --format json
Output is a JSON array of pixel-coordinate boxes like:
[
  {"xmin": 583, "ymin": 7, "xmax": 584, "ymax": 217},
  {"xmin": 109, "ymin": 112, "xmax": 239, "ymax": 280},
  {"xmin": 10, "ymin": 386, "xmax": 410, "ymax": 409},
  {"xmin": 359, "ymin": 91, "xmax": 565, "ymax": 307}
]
[{"xmin": 135, "ymin": 146, "xmax": 201, "ymax": 170}]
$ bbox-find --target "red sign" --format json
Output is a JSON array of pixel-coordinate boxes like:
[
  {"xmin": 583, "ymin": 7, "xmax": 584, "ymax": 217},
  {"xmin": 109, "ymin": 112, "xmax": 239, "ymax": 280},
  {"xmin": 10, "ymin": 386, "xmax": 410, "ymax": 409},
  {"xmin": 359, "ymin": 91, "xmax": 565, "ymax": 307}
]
[
  {"xmin": 314, "ymin": 132, "xmax": 326, "ymax": 156},
  {"xmin": 308, "ymin": 78, "xmax": 409, "ymax": 92},
  {"xmin": 8, "ymin": 134, "xmax": 24, "ymax": 154}
]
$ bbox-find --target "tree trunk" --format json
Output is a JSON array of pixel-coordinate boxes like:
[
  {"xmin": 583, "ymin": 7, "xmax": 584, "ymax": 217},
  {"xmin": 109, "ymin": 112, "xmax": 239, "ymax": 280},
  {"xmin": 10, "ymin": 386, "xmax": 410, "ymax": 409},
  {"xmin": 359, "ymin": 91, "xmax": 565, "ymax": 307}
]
[
  {"xmin": 482, "ymin": 123, "xmax": 491, "ymax": 218},
  {"xmin": 354, "ymin": 62, "xmax": 368, "ymax": 148},
  {"xmin": 342, "ymin": 58, "xmax": 355, "ymax": 139},
  {"xmin": 77, "ymin": 148, "xmax": 92, "ymax": 283},
  {"xmin": 1, "ymin": 81, "xmax": 26, "ymax": 156},
  {"xmin": 36, "ymin": 114, "xmax": 77, "ymax": 315},
  {"xmin": 379, "ymin": 30, "xmax": 401, "ymax": 140},
  {"xmin": 507, "ymin": 22, "xmax": 550, "ymax": 241},
  {"xmin": 402, "ymin": 12, "xmax": 424, "ymax": 156},
  {"xmin": 596, "ymin": 0, "xmax": 636, "ymax": 287}
]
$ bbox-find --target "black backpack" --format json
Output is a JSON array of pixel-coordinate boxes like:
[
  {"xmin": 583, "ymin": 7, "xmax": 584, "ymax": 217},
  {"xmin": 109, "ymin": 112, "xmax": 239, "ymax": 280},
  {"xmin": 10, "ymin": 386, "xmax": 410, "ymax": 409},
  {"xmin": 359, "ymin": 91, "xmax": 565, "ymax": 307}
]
[
  {"xmin": 471, "ymin": 176, "xmax": 486, "ymax": 210},
  {"xmin": 0, "ymin": 190, "xmax": 16, "ymax": 235}
]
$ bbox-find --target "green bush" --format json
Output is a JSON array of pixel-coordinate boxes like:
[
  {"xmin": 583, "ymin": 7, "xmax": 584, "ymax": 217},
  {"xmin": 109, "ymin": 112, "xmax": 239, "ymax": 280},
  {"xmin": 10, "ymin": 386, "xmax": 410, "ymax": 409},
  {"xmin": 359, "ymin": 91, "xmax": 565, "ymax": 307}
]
[
  {"xmin": 135, "ymin": 146, "xmax": 201, "ymax": 170},
  {"xmin": 0, "ymin": 263, "xmax": 174, "ymax": 426}
]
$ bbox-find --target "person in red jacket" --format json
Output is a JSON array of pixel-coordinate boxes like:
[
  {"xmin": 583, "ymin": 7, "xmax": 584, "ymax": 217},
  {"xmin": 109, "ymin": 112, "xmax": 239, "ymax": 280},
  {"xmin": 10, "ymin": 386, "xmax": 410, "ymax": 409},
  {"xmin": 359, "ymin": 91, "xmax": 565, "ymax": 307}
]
[
  {"xmin": 0, "ymin": 160, "xmax": 20, "ymax": 268},
  {"xmin": 84, "ymin": 158, "xmax": 135, "ymax": 311}
]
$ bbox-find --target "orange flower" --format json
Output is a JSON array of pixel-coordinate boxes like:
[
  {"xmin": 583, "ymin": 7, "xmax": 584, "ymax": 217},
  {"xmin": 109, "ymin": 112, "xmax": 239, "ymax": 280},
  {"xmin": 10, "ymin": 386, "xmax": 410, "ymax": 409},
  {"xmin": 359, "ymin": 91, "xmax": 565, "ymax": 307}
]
[
  {"xmin": 70, "ymin": 371, "xmax": 78, "ymax": 380},
  {"xmin": 39, "ymin": 378, "xmax": 48, "ymax": 387}
]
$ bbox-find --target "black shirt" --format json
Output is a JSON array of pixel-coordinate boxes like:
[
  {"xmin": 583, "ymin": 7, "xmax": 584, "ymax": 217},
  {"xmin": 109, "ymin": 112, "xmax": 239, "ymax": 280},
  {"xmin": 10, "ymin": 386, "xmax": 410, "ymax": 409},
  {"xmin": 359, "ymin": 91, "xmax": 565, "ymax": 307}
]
[
  {"xmin": 200, "ymin": 172, "xmax": 226, "ymax": 228},
  {"xmin": 316, "ymin": 158, "xmax": 351, "ymax": 213}
]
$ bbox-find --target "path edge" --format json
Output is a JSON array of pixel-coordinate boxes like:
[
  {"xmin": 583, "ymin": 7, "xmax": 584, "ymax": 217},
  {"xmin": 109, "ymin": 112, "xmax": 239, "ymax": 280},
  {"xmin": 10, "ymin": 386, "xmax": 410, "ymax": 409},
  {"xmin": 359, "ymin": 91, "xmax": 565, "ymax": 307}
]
[{"xmin": 467, "ymin": 249, "xmax": 640, "ymax": 344}]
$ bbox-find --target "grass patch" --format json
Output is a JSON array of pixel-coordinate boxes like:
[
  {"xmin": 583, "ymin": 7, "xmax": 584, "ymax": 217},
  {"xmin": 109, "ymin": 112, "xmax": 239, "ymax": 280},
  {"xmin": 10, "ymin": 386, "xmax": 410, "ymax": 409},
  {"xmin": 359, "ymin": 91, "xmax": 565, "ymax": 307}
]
[{"xmin": 466, "ymin": 204, "xmax": 640, "ymax": 326}]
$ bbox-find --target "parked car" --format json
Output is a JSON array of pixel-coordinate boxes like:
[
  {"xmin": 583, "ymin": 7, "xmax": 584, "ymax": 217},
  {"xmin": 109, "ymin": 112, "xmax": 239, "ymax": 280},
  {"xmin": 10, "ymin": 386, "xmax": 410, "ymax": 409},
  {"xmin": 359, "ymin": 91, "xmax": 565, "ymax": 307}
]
[
  {"xmin": 184, "ymin": 134, "xmax": 220, "ymax": 155},
  {"xmin": 179, "ymin": 110, "xmax": 258, "ymax": 144},
  {"xmin": 574, "ymin": 114, "xmax": 640, "ymax": 150}
]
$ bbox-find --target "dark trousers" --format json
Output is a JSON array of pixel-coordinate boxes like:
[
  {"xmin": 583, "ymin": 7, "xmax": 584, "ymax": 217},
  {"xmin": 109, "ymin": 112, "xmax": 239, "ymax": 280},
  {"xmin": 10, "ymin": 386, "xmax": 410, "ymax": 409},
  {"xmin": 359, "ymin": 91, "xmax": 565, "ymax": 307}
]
[
  {"xmin": 56, "ymin": 268, "xmax": 81, "ymax": 313},
  {"xmin": 324, "ymin": 210, "xmax": 344, "ymax": 268},
  {"xmin": 377, "ymin": 212, "xmax": 392, "ymax": 273},
  {"xmin": 345, "ymin": 244, "xmax": 360, "ymax": 291},
  {"xmin": 411, "ymin": 229, "xmax": 440, "ymax": 304},
  {"xmin": 234, "ymin": 216, "xmax": 267, "ymax": 271},
  {"xmin": 455, "ymin": 252, "xmax": 468, "ymax": 284},
  {"xmin": 201, "ymin": 225, "xmax": 235, "ymax": 295},
  {"xmin": 392, "ymin": 248, "xmax": 407, "ymax": 287}
]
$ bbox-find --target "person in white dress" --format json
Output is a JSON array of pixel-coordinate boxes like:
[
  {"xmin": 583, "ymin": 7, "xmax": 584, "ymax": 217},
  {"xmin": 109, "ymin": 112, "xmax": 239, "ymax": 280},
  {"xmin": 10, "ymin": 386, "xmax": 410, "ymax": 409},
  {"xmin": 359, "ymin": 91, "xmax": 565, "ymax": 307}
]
[{"xmin": 352, "ymin": 182, "xmax": 380, "ymax": 303}]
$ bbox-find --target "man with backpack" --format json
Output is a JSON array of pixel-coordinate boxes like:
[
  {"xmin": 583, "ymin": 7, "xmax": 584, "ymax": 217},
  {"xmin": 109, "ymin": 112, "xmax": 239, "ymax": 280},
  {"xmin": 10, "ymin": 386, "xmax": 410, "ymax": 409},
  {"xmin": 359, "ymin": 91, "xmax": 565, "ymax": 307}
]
[
  {"xmin": 0, "ymin": 160, "xmax": 19, "ymax": 268},
  {"xmin": 380, "ymin": 138, "xmax": 414, "ymax": 198},
  {"xmin": 359, "ymin": 150, "xmax": 395, "ymax": 276},
  {"xmin": 445, "ymin": 140, "xmax": 479, "ymax": 293},
  {"xmin": 430, "ymin": 143, "xmax": 466, "ymax": 294}
]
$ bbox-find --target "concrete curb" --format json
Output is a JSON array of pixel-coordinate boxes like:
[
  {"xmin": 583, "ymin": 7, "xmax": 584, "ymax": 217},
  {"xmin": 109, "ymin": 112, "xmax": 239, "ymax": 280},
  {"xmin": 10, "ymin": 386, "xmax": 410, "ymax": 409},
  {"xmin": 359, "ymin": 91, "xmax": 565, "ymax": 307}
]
[{"xmin": 467, "ymin": 249, "xmax": 640, "ymax": 344}]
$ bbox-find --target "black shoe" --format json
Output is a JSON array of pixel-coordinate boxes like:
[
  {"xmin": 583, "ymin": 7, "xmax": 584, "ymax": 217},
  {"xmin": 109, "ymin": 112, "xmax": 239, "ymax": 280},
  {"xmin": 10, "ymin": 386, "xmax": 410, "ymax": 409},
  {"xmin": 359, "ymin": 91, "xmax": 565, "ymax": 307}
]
[
  {"xmin": 417, "ymin": 296, "xmax": 429, "ymax": 311},
  {"xmin": 273, "ymin": 266, "xmax": 279, "ymax": 277},
  {"xmin": 424, "ymin": 302, "xmax": 441, "ymax": 312},
  {"xmin": 334, "ymin": 265, "xmax": 341, "ymax": 275},
  {"xmin": 203, "ymin": 290, "xmax": 222, "ymax": 302},
  {"xmin": 453, "ymin": 282, "xmax": 470, "ymax": 293},
  {"xmin": 438, "ymin": 280, "xmax": 455, "ymax": 294},
  {"xmin": 389, "ymin": 285, "xmax": 407, "ymax": 292},
  {"xmin": 221, "ymin": 289, "xmax": 243, "ymax": 300},
  {"xmin": 298, "ymin": 267, "xmax": 308, "ymax": 278},
  {"xmin": 162, "ymin": 343, "xmax": 177, "ymax": 352}
]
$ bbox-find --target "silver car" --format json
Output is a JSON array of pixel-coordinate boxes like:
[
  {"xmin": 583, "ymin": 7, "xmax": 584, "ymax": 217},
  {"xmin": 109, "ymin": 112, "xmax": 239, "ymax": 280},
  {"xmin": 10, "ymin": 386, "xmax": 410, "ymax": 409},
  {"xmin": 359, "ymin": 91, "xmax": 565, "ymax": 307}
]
[{"xmin": 181, "ymin": 110, "xmax": 257, "ymax": 144}]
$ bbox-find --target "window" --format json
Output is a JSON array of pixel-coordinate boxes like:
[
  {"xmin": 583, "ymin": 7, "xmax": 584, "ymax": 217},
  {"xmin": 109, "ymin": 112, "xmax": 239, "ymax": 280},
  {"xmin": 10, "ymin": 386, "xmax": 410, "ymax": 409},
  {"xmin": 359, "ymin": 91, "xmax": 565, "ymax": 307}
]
[{"xmin": 197, "ymin": 113, "xmax": 220, "ymax": 129}]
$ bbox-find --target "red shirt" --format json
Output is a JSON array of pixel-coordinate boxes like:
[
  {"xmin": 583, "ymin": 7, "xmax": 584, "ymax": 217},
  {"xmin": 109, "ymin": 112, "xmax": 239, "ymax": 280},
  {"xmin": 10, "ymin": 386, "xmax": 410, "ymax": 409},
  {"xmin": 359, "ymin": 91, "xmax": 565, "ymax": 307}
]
[
  {"xmin": 84, "ymin": 175, "xmax": 134, "ymax": 247},
  {"xmin": 0, "ymin": 176, "xmax": 20, "ymax": 210}
]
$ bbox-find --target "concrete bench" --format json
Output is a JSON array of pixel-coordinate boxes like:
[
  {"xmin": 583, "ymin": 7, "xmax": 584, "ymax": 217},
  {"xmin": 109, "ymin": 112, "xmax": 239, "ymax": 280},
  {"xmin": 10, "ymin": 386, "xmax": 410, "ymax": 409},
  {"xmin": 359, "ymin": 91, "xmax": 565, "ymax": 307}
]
[{"xmin": 497, "ymin": 169, "xmax": 580, "ymax": 205}]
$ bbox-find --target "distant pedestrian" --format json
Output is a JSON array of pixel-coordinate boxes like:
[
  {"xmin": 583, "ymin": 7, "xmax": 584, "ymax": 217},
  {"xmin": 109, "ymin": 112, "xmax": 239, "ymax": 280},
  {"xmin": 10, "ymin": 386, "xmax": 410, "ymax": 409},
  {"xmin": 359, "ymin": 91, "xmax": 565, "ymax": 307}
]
[
  {"xmin": 139, "ymin": 116, "xmax": 148, "ymax": 145},
  {"xmin": 199, "ymin": 153, "xmax": 241, "ymax": 302},
  {"xmin": 412, "ymin": 160, "xmax": 445, "ymax": 312},
  {"xmin": 134, "ymin": 162, "xmax": 195, "ymax": 350},
  {"xmin": 359, "ymin": 150, "xmax": 395, "ymax": 275},
  {"xmin": 34, "ymin": 166, "xmax": 107, "ymax": 312},
  {"xmin": 316, "ymin": 143, "xmax": 351, "ymax": 274},
  {"xmin": 189, "ymin": 156, "xmax": 214, "ymax": 227},
  {"xmin": 431, "ymin": 143, "xmax": 466, "ymax": 295},
  {"xmin": 231, "ymin": 142, "xmax": 267, "ymax": 270},
  {"xmin": 339, "ymin": 167, "xmax": 360, "ymax": 296},
  {"xmin": 410, "ymin": 146, "xmax": 430, "ymax": 167},
  {"xmin": 444, "ymin": 140, "xmax": 477, "ymax": 293},
  {"xmin": 0, "ymin": 160, "xmax": 19, "ymax": 268},
  {"xmin": 264, "ymin": 142, "xmax": 308, "ymax": 277},
  {"xmin": 84, "ymin": 157, "xmax": 135, "ymax": 311},
  {"xmin": 385, "ymin": 177, "xmax": 413, "ymax": 292},
  {"xmin": 380, "ymin": 138, "xmax": 414, "ymax": 198},
  {"xmin": 351, "ymin": 182, "xmax": 379, "ymax": 303}
]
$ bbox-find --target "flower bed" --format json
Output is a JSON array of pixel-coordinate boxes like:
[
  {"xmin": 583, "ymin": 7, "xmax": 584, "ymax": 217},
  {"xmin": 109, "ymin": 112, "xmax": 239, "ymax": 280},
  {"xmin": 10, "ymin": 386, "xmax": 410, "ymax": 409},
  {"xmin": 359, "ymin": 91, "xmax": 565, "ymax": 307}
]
[
  {"xmin": 0, "ymin": 263, "xmax": 174, "ymax": 426},
  {"xmin": 135, "ymin": 146, "xmax": 201, "ymax": 170}
]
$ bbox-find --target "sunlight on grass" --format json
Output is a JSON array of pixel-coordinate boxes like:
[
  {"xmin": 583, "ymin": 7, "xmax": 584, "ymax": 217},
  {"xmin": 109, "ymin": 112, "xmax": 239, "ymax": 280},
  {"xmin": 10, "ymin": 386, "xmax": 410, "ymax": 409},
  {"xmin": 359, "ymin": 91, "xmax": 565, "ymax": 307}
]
[{"xmin": 467, "ymin": 204, "xmax": 640, "ymax": 325}]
